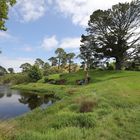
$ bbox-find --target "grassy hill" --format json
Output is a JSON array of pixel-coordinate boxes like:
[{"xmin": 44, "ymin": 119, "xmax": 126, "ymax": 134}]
[{"xmin": 1, "ymin": 70, "xmax": 140, "ymax": 140}]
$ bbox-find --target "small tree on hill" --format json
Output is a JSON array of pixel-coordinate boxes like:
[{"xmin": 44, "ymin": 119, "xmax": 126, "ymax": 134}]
[
  {"xmin": 35, "ymin": 58, "xmax": 44, "ymax": 69},
  {"xmin": 28, "ymin": 65, "xmax": 42, "ymax": 82},
  {"xmin": 20, "ymin": 63, "xmax": 32, "ymax": 72},
  {"xmin": 66, "ymin": 53, "xmax": 75, "ymax": 73},
  {"xmin": 8, "ymin": 68, "xmax": 14, "ymax": 74},
  {"xmin": 55, "ymin": 48, "xmax": 66, "ymax": 69},
  {"xmin": 48, "ymin": 57, "xmax": 58, "ymax": 66}
]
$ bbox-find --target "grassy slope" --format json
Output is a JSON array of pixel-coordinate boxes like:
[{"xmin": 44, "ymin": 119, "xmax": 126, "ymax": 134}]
[{"xmin": 1, "ymin": 70, "xmax": 140, "ymax": 140}]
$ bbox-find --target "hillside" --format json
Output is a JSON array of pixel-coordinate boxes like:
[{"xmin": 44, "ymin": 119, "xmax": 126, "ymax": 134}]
[{"xmin": 1, "ymin": 70, "xmax": 140, "ymax": 140}]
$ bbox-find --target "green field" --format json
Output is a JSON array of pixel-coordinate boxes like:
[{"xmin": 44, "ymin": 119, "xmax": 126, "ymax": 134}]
[{"xmin": 0, "ymin": 70, "xmax": 140, "ymax": 140}]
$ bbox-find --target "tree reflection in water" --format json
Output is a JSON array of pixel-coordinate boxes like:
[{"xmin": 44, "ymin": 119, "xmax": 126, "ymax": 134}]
[{"xmin": 18, "ymin": 93, "xmax": 57, "ymax": 110}]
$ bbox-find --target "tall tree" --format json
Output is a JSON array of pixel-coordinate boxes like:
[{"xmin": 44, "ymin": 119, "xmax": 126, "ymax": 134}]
[
  {"xmin": 48, "ymin": 57, "xmax": 58, "ymax": 66},
  {"xmin": 42, "ymin": 62, "xmax": 51, "ymax": 75},
  {"xmin": 82, "ymin": 0, "xmax": 140, "ymax": 70},
  {"xmin": 66, "ymin": 53, "xmax": 75, "ymax": 73},
  {"xmin": 35, "ymin": 58, "xmax": 44, "ymax": 69},
  {"xmin": 55, "ymin": 48, "xmax": 66, "ymax": 69},
  {"xmin": 8, "ymin": 67, "xmax": 14, "ymax": 73},
  {"xmin": 20, "ymin": 63, "xmax": 32, "ymax": 72},
  {"xmin": 80, "ymin": 35, "xmax": 101, "ymax": 70},
  {"xmin": 0, "ymin": 0, "xmax": 16, "ymax": 31},
  {"xmin": 0, "ymin": 65, "xmax": 7, "ymax": 76}
]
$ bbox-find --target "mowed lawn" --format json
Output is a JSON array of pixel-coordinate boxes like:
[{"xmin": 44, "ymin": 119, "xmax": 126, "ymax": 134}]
[{"xmin": 0, "ymin": 70, "xmax": 140, "ymax": 140}]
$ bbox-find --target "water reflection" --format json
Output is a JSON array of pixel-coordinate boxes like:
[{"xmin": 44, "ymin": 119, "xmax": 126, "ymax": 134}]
[
  {"xmin": 0, "ymin": 85, "xmax": 57, "ymax": 119},
  {"xmin": 18, "ymin": 93, "xmax": 56, "ymax": 110}
]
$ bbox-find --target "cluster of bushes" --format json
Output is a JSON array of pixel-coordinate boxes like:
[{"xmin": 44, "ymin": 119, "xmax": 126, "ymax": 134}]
[
  {"xmin": 0, "ymin": 73, "xmax": 30, "ymax": 85},
  {"xmin": 43, "ymin": 66, "xmax": 68, "ymax": 76},
  {"xmin": 39, "ymin": 76, "xmax": 66, "ymax": 85},
  {"xmin": 125, "ymin": 61, "xmax": 140, "ymax": 71}
]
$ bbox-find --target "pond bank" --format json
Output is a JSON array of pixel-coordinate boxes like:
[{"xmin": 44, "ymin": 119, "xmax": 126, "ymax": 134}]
[
  {"xmin": 0, "ymin": 85, "xmax": 59, "ymax": 120},
  {"xmin": 1, "ymin": 70, "xmax": 140, "ymax": 140}
]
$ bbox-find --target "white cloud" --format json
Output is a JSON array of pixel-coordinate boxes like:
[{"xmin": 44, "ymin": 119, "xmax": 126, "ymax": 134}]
[
  {"xmin": 14, "ymin": 0, "xmax": 47, "ymax": 22},
  {"xmin": 12, "ymin": 0, "xmax": 133, "ymax": 25},
  {"xmin": 60, "ymin": 37, "xmax": 80, "ymax": 49},
  {"xmin": 0, "ymin": 56, "xmax": 34, "ymax": 72},
  {"xmin": 41, "ymin": 35, "xmax": 80, "ymax": 50},
  {"xmin": 55, "ymin": 0, "xmax": 133, "ymax": 27},
  {"xmin": 41, "ymin": 36, "xmax": 59, "ymax": 50}
]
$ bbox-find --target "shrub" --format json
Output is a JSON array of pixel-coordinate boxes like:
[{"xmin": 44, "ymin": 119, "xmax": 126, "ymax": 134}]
[
  {"xmin": 44, "ymin": 76, "xmax": 49, "ymax": 83},
  {"xmin": 80, "ymin": 99, "xmax": 97, "ymax": 113},
  {"xmin": 0, "ymin": 73, "xmax": 30, "ymax": 85},
  {"xmin": 28, "ymin": 65, "xmax": 43, "ymax": 82},
  {"xmin": 48, "ymin": 67, "xmax": 67, "ymax": 75}
]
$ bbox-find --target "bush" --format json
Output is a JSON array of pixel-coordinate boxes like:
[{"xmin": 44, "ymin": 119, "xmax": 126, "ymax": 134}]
[
  {"xmin": 44, "ymin": 67, "xmax": 67, "ymax": 76},
  {"xmin": 80, "ymin": 99, "xmax": 97, "ymax": 113},
  {"xmin": 0, "ymin": 73, "xmax": 30, "ymax": 85},
  {"xmin": 44, "ymin": 76, "xmax": 49, "ymax": 83},
  {"xmin": 75, "ymin": 95, "xmax": 98, "ymax": 113},
  {"xmin": 28, "ymin": 65, "xmax": 43, "ymax": 82}
]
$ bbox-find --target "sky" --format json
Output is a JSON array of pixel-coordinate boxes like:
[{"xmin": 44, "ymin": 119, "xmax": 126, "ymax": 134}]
[{"xmin": 0, "ymin": 0, "xmax": 132, "ymax": 72}]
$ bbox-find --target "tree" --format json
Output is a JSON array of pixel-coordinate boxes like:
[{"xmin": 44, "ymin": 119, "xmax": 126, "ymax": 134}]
[
  {"xmin": 0, "ymin": 0, "xmax": 16, "ymax": 31},
  {"xmin": 35, "ymin": 58, "xmax": 44, "ymax": 69},
  {"xmin": 66, "ymin": 53, "xmax": 75, "ymax": 73},
  {"xmin": 20, "ymin": 63, "xmax": 32, "ymax": 72},
  {"xmin": 43, "ymin": 62, "xmax": 50, "ymax": 69},
  {"xmin": 48, "ymin": 57, "xmax": 58, "ymax": 66},
  {"xmin": 0, "ymin": 0, "xmax": 16, "ymax": 53},
  {"xmin": 42, "ymin": 62, "xmax": 51, "ymax": 76},
  {"xmin": 82, "ymin": 0, "xmax": 140, "ymax": 70},
  {"xmin": 28, "ymin": 65, "xmax": 42, "ymax": 82},
  {"xmin": 0, "ymin": 66, "xmax": 7, "ymax": 76},
  {"xmin": 8, "ymin": 67, "xmax": 14, "ymax": 73},
  {"xmin": 55, "ymin": 48, "xmax": 66, "ymax": 69},
  {"xmin": 80, "ymin": 35, "xmax": 101, "ymax": 70}
]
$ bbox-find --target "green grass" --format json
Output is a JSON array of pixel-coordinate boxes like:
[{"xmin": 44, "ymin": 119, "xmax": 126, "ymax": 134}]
[{"xmin": 1, "ymin": 70, "xmax": 140, "ymax": 140}]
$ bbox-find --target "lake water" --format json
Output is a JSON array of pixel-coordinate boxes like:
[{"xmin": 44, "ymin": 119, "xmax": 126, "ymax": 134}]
[{"xmin": 0, "ymin": 85, "xmax": 56, "ymax": 120}]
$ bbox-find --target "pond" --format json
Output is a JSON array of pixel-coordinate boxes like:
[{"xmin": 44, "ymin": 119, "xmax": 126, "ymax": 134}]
[{"xmin": 0, "ymin": 85, "xmax": 57, "ymax": 120}]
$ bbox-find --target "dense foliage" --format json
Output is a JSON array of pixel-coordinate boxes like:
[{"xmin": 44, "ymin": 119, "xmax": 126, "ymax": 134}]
[
  {"xmin": 80, "ymin": 0, "xmax": 140, "ymax": 70},
  {"xmin": 0, "ymin": 0, "xmax": 16, "ymax": 31},
  {"xmin": 28, "ymin": 65, "xmax": 43, "ymax": 82}
]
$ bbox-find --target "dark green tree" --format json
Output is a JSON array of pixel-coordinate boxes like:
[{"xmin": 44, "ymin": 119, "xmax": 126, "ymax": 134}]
[
  {"xmin": 8, "ymin": 67, "xmax": 14, "ymax": 73},
  {"xmin": 48, "ymin": 57, "xmax": 58, "ymax": 66},
  {"xmin": 66, "ymin": 53, "xmax": 75, "ymax": 73},
  {"xmin": 80, "ymin": 35, "xmax": 101, "ymax": 70},
  {"xmin": 0, "ymin": 0, "xmax": 16, "ymax": 53},
  {"xmin": 35, "ymin": 58, "xmax": 44, "ymax": 69},
  {"xmin": 28, "ymin": 65, "xmax": 42, "ymax": 82},
  {"xmin": 0, "ymin": 65, "xmax": 7, "ymax": 76},
  {"xmin": 20, "ymin": 63, "xmax": 32, "ymax": 72},
  {"xmin": 0, "ymin": 0, "xmax": 16, "ymax": 31},
  {"xmin": 82, "ymin": 0, "xmax": 140, "ymax": 70},
  {"xmin": 42, "ymin": 62, "xmax": 51, "ymax": 76},
  {"xmin": 55, "ymin": 48, "xmax": 66, "ymax": 69}
]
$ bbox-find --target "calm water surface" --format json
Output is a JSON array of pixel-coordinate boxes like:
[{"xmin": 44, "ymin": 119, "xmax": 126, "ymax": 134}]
[{"xmin": 0, "ymin": 85, "xmax": 56, "ymax": 119}]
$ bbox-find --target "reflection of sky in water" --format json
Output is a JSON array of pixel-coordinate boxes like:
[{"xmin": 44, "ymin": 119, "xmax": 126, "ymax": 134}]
[{"xmin": 0, "ymin": 86, "xmax": 55, "ymax": 119}]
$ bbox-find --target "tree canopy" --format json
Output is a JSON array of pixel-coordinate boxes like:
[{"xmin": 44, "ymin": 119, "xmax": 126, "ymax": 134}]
[
  {"xmin": 80, "ymin": 0, "xmax": 140, "ymax": 70},
  {"xmin": 0, "ymin": 0, "xmax": 16, "ymax": 31}
]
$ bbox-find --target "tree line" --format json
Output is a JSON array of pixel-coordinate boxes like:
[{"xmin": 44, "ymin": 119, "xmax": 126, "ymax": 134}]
[{"xmin": 0, "ymin": 0, "xmax": 140, "ymax": 75}]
